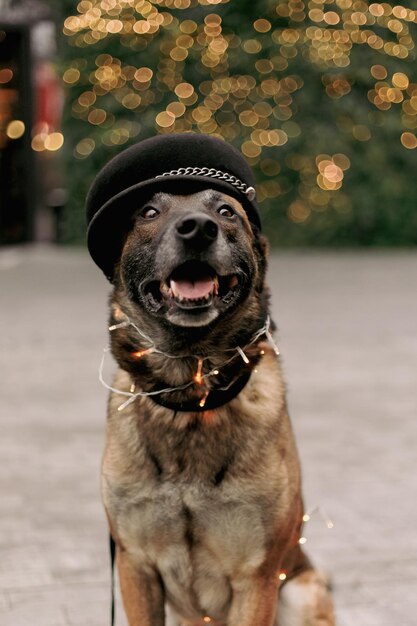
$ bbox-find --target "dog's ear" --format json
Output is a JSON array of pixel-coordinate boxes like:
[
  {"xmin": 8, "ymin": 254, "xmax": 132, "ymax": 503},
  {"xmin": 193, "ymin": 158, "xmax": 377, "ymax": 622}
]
[
  {"xmin": 252, "ymin": 231, "xmax": 269, "ymax": 293},
  {"xmin": 257, "ymin": 233, "xmax": 269, "ymax": 259}
]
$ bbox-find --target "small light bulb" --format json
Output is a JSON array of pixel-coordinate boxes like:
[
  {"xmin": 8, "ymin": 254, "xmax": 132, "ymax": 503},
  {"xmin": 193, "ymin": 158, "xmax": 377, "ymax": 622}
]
[
  {"xmin": 199, "ymin": 391, "xmax": 209, "ymax": 408},
  {"xmin": 278, "ymin": 572, "xmax": 287, "ymax": 581},
  {"xmin": 109, "ymin": 321, "xmax": 129, "ymax": 331},
  {"xmin": 237, "ymin": 346, "xmax": 249, "ymax": 364},
  {"xmin": 303, "ymin": 514, "xmax": 310, "ymax": 522},
  {"xmin": 132, "ymin": 347, "xmax": 154, "ymax": 359},
  {"xmin": 299, "ymin": 537, "xmax": 307, "ymax": 545}
]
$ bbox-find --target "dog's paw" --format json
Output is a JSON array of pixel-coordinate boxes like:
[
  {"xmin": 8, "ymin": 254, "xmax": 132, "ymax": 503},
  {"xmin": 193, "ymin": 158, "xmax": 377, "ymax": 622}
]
[{"xmin": 278, "ymin": 570, "xmax": 335, "ymax": 626}]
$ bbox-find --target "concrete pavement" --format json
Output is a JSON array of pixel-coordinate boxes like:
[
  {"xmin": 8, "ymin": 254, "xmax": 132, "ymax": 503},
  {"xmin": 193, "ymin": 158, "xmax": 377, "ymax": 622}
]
[{"xmin": 0, "ymin": 245, "xmax": 416, "ymax": 626}]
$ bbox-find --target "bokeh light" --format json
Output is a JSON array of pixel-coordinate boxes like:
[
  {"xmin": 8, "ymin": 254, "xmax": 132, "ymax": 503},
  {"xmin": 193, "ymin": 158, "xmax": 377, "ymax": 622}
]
[{"xmin": 60, "ymin": 0, "xmax": 417, "ymax": 244}]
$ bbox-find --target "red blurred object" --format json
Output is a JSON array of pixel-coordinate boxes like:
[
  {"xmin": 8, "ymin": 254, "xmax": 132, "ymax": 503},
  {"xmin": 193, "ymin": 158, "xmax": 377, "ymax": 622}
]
[{"xmin": 34, "ymin": 61, "xmax": 63, "ymax": 133}]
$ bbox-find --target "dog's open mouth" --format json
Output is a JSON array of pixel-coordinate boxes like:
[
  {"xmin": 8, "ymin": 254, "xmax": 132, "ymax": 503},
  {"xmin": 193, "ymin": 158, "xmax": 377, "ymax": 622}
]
[{"xmin": 143, "ymin": 261, "xmax": 239, "ymax": 311}]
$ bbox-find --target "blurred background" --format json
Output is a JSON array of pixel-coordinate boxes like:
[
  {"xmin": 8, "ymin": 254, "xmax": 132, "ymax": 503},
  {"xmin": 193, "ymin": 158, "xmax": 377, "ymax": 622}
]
[{"xmin": 1, "ymin": 0, "xmax": 417, "ymax": 249}]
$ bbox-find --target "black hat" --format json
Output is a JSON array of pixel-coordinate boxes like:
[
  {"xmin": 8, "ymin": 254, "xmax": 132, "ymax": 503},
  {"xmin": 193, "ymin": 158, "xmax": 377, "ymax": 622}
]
[{"xmin": 86, "ymin": 133, "xmax": 261, "ymax": 280}]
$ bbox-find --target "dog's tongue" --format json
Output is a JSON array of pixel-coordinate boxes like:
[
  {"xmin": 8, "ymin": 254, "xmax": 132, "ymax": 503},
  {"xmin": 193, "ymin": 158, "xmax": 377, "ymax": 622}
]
[{"xmin": 170, "ymin": 277, "xmax": 214, "ymax": 300}]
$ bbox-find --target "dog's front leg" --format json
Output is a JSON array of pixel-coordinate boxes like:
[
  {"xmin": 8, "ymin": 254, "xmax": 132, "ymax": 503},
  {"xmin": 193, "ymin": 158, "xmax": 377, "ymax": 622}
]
[
  {"xmin": 117, "ymin": 548, "xmax": 165, "ymax": 626},
  {"xmin": 227, "ymin": 576, "xmax": 279, "ymax": 626}
]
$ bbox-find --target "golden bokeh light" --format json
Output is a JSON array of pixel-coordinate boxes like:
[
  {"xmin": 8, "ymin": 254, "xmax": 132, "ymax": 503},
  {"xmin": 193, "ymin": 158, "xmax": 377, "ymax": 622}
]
[
  {"xmin": 31, "ymin": 133, "xmax": 47, "ymax": 152},
  {"xmin": 88, "ymin": 108, "xmax": 107, "ymax": 125},
  {"xmin": 75, "ymin": 137, "xmax": 96, "ymax": 158},
  {"xmin": 316, "ymin": 154, "xmax": 349, "ymax": 191},
  {"xmin": 44, "ymin": 132, "xmax": 65, "ymax": 151},
  {"xmin": 32, "ymin": 131, "xmax": 64, "ymax": 152},
  {"xmin": 155, "ymin": 111, "xmax": 176, "ymax": 128},
  {"xmin": 392, "ymin": 72, "xmax": 409, "ymax": 90},
  {"xmin": 175, "ymin": 82, "xmax": 195, "ymax": 98},
  {"xmin": 134, "ymin": 67, "xmax": 153, "ymax": 82},
  {"xmin": 6, "ymin": 120, "xmax": 25, "ymax": 140},
  {"xmin": 288, "ymin": 201, "xmax": 311, "ymax": 223},
  {"xmin": 63, "ymin": 67, "xmax": 81, "ymax": 84},
  {"xmin": 253, "ymin": 19, "xmax": 271, "ymax": 33},
  {"xmin": 400, "ymin": 132, "xmax": 417, "ymax": 149}
]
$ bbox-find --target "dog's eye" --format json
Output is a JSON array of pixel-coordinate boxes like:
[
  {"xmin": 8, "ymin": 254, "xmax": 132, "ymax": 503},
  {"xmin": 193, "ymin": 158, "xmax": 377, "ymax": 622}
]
[
  {"xmin": 217, "ymin": 205, "xmax": 235, "ymax": 218},
  {"xmin": 140, "ymin": 206, "xmax": 160, "ymax": 220}
]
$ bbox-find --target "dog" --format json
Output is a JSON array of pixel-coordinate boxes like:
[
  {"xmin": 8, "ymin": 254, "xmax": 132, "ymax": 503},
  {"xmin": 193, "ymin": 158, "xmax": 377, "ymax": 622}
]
[{"xmin": 86, "ymin": 134, "xmax": 335, "ymax": 626}]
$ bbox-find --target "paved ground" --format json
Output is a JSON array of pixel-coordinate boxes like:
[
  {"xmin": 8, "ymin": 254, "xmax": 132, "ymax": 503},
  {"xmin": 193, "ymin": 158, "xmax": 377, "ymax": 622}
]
[{"xmin": 0, "ymin": 245, "xmax": 416, "ymax": 626}]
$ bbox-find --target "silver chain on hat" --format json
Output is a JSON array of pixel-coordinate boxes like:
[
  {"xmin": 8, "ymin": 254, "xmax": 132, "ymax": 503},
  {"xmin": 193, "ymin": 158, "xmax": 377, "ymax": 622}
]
[{"xmin": 155, "ymin": 167, "xmax": 256, "ymax": 201}]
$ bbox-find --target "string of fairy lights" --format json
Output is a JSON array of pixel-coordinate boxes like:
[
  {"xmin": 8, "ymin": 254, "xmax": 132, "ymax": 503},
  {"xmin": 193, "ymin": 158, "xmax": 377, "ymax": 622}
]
[
  {"xmin": 99, "ymin": 312, "xmax": 279, "ymax": 411},
  {"xmin": 61, "ymin": 0, "xmax": 417, "ymax": 226}
]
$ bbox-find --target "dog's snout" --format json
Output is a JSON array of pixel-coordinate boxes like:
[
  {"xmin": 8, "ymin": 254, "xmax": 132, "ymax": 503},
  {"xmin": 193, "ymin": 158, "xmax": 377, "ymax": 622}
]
[{"xmin": 176, "ymin": 213, "xmax": 218, "ymax": 247}]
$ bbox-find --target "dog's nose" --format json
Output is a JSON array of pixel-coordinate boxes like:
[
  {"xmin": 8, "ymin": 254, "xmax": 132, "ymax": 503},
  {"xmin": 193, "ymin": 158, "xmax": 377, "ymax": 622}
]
[{"xmin": 176, "ymin": 213, "xmax": 218, "ymax": 247}]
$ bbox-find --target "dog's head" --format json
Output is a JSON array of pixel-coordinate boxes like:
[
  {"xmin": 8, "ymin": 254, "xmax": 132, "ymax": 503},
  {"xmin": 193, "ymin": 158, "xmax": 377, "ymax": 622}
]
[
  {"xmin": 86, "ymin": 134, "xmax": 269, "ymax": 340},
  {"xmin": 119, "ymin": 188, "xmax": 267, "ymax": 328}
]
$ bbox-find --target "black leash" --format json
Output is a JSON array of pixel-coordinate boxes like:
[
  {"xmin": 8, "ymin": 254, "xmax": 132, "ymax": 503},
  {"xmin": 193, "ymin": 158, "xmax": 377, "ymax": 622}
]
[{"xmin": 110, "ymin": 533, "xmax": 116, "ymax": 626}]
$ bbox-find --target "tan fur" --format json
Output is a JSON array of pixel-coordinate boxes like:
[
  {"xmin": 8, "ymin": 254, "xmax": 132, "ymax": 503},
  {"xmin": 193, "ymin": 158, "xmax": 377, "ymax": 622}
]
[{"xmin": 100, "ymin": 190, "xmax": 335, "ymax": 625}]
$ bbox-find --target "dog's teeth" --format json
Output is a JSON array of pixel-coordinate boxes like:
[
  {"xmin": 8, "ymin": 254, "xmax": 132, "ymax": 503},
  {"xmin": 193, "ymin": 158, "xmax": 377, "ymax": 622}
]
[
  {"xmin": 160, "ymin": 282, "xmax": 173, "ymax": 298},
  {"xmin": 169, "ymin": 280, "xmax": 180, "ymax": 299}
]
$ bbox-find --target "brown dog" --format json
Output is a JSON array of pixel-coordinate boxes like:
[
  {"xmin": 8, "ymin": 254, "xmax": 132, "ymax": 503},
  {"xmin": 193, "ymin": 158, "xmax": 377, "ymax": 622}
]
[
  {"xmin": 95, "ymin": 183, "xmax": 335, "ymax": 625},
  {"xmin": 86, "ymin": 134, "xmax": 335, "ymax": 625}
]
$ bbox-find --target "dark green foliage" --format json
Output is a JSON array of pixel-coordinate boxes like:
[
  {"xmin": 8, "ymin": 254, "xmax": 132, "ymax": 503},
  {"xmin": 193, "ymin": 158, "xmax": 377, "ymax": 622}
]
[{"xmin": 57, "ymin": 0, "xmax": 417, "ymax": 245}]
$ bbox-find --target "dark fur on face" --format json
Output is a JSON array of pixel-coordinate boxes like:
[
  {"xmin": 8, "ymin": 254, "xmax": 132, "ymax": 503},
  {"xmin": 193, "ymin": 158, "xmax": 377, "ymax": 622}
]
[{"xmin": 111, "ymin": 191, "xmax": 267, "ymax": 350}]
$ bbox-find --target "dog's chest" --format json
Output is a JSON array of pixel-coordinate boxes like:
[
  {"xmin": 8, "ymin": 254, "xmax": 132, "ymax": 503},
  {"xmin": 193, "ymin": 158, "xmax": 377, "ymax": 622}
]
[
  {"xmin": 104, "ymin": 403, "xmax": 275, "ymax": 624},
  {"xmin": 110, "ymin": 475, "xmax": 267, "ymax": 620},
  {"xmin": 103, "ymin": 360, "xmax": 287, "ymax": 620}
]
